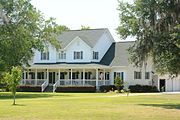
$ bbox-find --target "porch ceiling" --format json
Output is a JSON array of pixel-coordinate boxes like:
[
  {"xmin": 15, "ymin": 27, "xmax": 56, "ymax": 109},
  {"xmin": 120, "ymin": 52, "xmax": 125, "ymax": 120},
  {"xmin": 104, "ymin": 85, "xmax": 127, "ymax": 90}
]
[{"xmin": 28, "ymin": 63, "xmax": 110, "ymax": 69}]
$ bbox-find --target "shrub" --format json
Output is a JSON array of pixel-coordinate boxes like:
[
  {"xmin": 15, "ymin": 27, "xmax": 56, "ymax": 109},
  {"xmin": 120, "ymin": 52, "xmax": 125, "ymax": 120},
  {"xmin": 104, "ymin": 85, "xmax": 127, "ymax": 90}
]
[
  {"xmin": 115, "ymin": 76, "xmax": 124, "ymax": 92},
  {"xmin": 129, "ymin": 84, "xmax": 159, "ymax": 93},
  {"xmin": 99, "ymin": 85, "xmax": 124, "ymax": 92},
  {"xmin": 17, "ymin": 85, "xmax": 41, "ymax": 92},
  {"xmin": 55, "ymin": 86, "xmax": 96, "ymax": 93}
]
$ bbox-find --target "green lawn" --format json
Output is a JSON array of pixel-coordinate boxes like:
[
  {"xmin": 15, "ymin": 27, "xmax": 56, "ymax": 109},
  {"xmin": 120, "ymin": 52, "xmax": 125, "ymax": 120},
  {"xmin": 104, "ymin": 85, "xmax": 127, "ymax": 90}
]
[{"xmin": 0, "ymin": 92, "xmax": 180, "ymax": 120}]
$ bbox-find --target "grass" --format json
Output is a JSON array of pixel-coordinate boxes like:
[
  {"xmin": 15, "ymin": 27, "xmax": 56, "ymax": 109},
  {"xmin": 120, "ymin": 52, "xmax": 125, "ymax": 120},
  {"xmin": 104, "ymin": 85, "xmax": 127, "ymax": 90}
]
[{"xmin": 1, "ymin": 92, "xmax": 180, "ymax": 120}]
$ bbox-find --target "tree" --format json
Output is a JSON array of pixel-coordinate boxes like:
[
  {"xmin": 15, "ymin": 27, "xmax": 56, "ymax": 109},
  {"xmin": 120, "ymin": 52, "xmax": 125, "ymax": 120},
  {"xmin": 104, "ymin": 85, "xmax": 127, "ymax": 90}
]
[
  {"xmin": 117, "ymin": 0, "xmax": 180, "ymax": 75},
  {"xmin": 3, "ymin": 66, "xmax": 22, "ymax": 105},
  {"xmin": 81, "ymin": 25, "xmax": 90, "ymax": 30},
  {"xmin": 115, "ymin": 76, "xmax": 123, "ymax": 92},
  {"xmin": 0, "ymin": 0, "xmax": 69, "ymax": 73}
]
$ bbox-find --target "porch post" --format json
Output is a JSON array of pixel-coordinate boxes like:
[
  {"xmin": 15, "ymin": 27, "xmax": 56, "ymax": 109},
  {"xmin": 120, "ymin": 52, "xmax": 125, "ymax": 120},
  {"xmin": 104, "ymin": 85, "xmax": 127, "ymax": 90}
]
[
  {"xmin": 27, "ymin": 69, "xmax": 29, "ymax": 80},
  {"xmin": 83, "ymin": 69, "xmax": 85, "ymax": 86},
  {"xmin": 47, "ymin": 69, "xmax": 49, "ymax": 83},
  {"xmin": 35, "ymin": 69, "xmax": 37, "ymax": 85},
  {"xmin": 59, "ymin": 69, "xmax": 60, "ymax": 80},
  {"xmin": 71, "ymin": 69, "xmax": 72, "ymax": 85},
  {"xmin": 96, "ymin": 69, "xmax": 98, "ymax": 87},
  {"xmin": 59, "ymin": 69, "xmax": 60, "ymax": 85},
  {"xmin": 103, "ymin": 69, "xmax": 105, "ymax": 85}
]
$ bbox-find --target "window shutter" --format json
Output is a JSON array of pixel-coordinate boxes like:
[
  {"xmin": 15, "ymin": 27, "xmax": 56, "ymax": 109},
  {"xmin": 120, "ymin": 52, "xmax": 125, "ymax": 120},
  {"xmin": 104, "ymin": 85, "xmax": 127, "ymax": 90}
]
[{"xmin": 121, "ymin": 72, "xmax": 124, "ymax": 80}]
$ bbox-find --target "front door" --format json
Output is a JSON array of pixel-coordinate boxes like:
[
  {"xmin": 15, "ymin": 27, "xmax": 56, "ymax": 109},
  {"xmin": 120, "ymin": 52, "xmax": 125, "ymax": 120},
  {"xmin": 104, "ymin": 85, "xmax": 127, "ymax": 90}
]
[
  {"xmin": 49, "ymin": 72, "xmax": 56, "ymax": 84},
  {"xmin": 159, "ymin": 79, "xmax": 166, "ymax": 92}
]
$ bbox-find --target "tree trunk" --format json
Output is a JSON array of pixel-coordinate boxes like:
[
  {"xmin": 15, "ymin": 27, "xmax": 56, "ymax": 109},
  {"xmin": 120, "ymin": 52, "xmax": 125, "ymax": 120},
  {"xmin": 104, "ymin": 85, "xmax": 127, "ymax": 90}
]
[{"xmin": 13, "ymin": 93, "xmax": 16, "ymax": 105}]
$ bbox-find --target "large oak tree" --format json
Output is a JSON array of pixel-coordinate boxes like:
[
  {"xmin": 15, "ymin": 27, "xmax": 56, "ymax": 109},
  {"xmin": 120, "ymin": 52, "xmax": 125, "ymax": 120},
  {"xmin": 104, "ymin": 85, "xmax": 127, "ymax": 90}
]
[
  {"xmin": 0, "ymin": 0, "xmax": 68, "ymax": 73},
  {"xmin": 117, "ymin": 0, "xmax": 180, "ymax": 75}
]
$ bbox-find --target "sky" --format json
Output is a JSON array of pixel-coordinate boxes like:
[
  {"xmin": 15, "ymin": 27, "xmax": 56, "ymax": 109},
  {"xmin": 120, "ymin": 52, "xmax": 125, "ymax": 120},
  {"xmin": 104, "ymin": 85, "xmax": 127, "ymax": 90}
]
[{"xmin": 31, "ymin": 0, "xmax": 132, "ymax": 41}]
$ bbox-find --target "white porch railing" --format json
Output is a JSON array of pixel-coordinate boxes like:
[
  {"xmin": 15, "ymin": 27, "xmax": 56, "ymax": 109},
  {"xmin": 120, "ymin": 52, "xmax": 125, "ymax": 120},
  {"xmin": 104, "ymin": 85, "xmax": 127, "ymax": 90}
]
[
  {"xmin": 53, "ymin": 80, "xmax": 60, "ymax": 92},
  {"xmin": 20, "ymin": 79, "xmax": 46, "ymax": 86},
  {"xmin": 53, "ymin": 79, "xmax": 110, "ymax": 87},
  {"xmin": 41, "ymin": 80, "xmax": 48, "ymax": 92}
]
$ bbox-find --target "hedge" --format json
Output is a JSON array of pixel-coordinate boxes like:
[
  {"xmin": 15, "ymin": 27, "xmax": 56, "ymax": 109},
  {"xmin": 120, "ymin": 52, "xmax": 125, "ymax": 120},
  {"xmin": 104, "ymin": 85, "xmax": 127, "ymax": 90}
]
[
  {"xmin": 99, "ymin": 85, "xmax": 123, "ymax": 92},
  {"xmin": 55, "ymin": 86, "xmax": 96, "ymax": 93},
  {"xmin": 17, "ymin": 85, "xmax": 41, "ymax": 92},
  {"xmin": 128, "ymin": 84, "xmax": 159, "ymax": 93}
]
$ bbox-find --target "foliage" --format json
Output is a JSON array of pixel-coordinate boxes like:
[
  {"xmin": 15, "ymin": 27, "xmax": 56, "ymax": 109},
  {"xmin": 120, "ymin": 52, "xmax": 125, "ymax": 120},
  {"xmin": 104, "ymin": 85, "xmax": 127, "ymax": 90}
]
[
  {"xmin": 55, "ymin": 86, "xmax": 96, "ymax": 93},
  {"xmin": 81, "ymin": 25, "xmax": 90, "ymax": 30},
  {"xmin": 114, "ymin": 76, "xmax": 124, "ymax": 92},
  {"xmin": 99, "ymin": 85, "xmax": 117, "ymax": 92},
  {"xmin": 17, "ymin": 85, "xmax": 41, "ymax": 92},
  {"xmin": 3, "ymin": 66, "xmax": 22, "ymax": 105},
  {"xmin": 0, "ymin": 0, "xmax": 69, "ymax": 73},
  {"xmin": 117, "ymin": 0, "xmax": 180, "ymax": 75},
  {"xmin": 128, "ymin": 84, "xmax": 159, "ymax": 93}
]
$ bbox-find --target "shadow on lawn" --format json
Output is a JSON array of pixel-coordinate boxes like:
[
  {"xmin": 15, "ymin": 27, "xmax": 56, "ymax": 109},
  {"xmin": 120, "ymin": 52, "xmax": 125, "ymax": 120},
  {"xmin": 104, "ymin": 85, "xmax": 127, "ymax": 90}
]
[
  {"xmin": 139, "ymin": 103, "xmax": 180, "ymax": 110},
  {"xmin": 0, "ymin": 92, "xmax": 70, "ymax": 100}
]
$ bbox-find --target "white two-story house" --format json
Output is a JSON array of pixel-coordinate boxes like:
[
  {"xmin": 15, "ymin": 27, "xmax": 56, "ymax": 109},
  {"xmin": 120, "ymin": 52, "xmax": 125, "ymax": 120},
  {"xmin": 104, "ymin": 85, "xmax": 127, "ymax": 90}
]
[{"xmin": 21, "ymin": 28, "xmax": 180, "ymax": 92}]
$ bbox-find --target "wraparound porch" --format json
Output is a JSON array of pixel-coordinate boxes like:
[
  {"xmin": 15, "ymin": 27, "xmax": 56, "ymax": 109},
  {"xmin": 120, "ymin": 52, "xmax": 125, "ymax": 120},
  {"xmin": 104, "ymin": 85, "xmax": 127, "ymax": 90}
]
[{"xmin": 21, "ymin": 68, "xmax": 112, "ymax": 92}]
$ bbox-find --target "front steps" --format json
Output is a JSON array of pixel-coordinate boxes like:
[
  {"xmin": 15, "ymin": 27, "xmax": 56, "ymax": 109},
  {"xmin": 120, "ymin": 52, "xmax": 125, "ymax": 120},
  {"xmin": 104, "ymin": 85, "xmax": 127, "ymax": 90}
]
[{"xmin": 44, "ymin": 85, "xmax": 53, "ymax": 92}]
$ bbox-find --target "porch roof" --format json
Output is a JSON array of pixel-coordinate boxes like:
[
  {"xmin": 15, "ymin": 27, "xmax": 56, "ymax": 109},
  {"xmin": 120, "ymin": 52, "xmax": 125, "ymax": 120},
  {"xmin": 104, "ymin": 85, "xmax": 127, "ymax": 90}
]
[{"xmin": 28, "ymin": 63, "xmax": 110, "ymax": 69}]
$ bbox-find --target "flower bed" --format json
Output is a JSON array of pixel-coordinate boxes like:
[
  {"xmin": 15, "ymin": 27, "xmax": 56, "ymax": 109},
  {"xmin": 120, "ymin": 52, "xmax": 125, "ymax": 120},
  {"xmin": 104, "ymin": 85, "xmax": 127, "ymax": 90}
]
[
  {"xmin": 55, "ymin": 86, "xmax": 96, "ymax": 93},
  {"xmin": 17, "ymin": 85, "xmax": 41, "ymax": 92}
]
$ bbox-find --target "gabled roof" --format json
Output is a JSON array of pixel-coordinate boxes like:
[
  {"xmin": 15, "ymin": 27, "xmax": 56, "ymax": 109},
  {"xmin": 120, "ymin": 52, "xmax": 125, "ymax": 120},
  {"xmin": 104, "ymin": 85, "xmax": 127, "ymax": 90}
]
[
  {"xmin": 57, "ymin": 28, "xmax": 108, "ymax": 48},
  {"xmin": 100, "ymin": 41, "xmax": 134, "ymax": 66}
]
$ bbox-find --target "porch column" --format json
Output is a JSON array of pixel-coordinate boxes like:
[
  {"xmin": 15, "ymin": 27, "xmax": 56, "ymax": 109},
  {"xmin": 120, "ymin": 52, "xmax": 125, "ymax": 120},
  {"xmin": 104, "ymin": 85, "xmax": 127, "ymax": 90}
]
[
  {"xmin": 47, "ymin": 69, "xmax": 49, "ymax": 83},
  {"xmin": 27, "ymin": 69, "xmax": 29, "ymax": 80},
  {"xmin": 58, "ymin": 69, "xmax": 60, "ymax": 80},
  {"xmin": 83, "ymin": 69, "xmax": 85, "ymax": 86},
  {"xmin": 103, "ymin": 69, "xmax": 105, "ymax": 85},
  {"xmin": 35, "ymin": 69, "xmax": 37, "ymax": 85},
  {"xmin": 71, "ymin": 69, "xmax": 72, "ymax": 85},
  {"xmin": 96, "ymin": 69, "xmax": 98, "ymax": 87},
  {"xmin": 58, "ymin": 69, "xmax": 60, "ymax": 85}
]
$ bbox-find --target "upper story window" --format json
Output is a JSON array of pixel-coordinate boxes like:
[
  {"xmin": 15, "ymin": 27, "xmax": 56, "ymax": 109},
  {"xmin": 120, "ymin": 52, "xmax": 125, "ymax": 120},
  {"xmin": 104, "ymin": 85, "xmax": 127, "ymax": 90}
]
[
  {"xmin": 59, "ymin": 51, "xmax": 66, "ymax": 59},
  {"xmin": 93, "ymin": 51, "xmax": 99, "ymax": 60},
  {"xmin": 74, "ymin": 51, "xmax": 83, "ymax": 59},
  {"xmin": 41, "ymin": 51, "xmax": 49, "ymax": 60},
  {"xmin": 134, "ymin": 71, "xmax": 141, "ymax": 79},
  {"xmin": 145, "ymin": 72, "xmax": 150, "ymax": 79}
]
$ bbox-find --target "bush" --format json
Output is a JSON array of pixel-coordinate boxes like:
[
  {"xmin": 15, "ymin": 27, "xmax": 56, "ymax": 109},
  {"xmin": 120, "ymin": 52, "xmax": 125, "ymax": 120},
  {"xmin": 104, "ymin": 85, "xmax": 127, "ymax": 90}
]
[
  {"xmin": 99, "ymin": 85, "xmax": 123, "ymax": 92},
  {"xmin": 55, "ymin": 86, "xmax": 96, "ymax": 93},
  {"xmin": 115, "ymin": 76, "xmax": 123, "ymax": 92},
  {"xmin": 129, "ymin": 84, "xmax": 159, "ymax": 93},
  {"xmin": 17, "ymin": 85, "xmax": 41, "ymax": 92}
]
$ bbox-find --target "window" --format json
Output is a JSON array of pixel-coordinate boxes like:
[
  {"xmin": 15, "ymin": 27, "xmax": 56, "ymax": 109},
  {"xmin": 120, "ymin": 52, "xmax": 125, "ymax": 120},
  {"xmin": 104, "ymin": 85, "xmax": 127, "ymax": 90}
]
[
  {"xmin": 145, "ymin": 72, "xmax": 150, "ymax": 79},
  {"xmin": 114, "ymin": 72, "xmax": 124, "ymax": 81},
  {"xmin": 37, "ymin": 72, "xmax": 44, "ymax": 79},
  {"xmin": 93, "ymin": 51, "xmax": 99, "ymax": 60},
  {"xmin": 134, "ymin": 71, "xmax": 141, "ymax": 79},
  {"xmin": 59, "ymin": 51, "xmax": 66, "ymax": 59},
  {"xmin": 29, "ymin": 72, "xmax": 35, "ymax": 79},
  {"xmin": 74, "ymin": 51, "xmax": 83, "ymax": 59},
  {"xmin": 41, "ymin": 51, "xmax": 49, "ymax": 60}
]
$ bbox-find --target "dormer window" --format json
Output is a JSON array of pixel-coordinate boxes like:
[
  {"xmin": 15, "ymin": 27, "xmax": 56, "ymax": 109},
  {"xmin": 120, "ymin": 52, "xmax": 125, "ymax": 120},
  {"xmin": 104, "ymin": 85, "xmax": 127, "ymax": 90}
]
[
  {"xmin": 41, "ymin": 51, "xmax": 49, "ymax": 60},
  {"xmin": 93, "ymin": 51, "xmax": 99, "ymax": 60},
  {"xmin": 74, "ymin": 51, "xmax": 83, "ymax": 59},
  {"xmin": 59, "ymin": 51, "xmax": 66, "ymax": 59}
]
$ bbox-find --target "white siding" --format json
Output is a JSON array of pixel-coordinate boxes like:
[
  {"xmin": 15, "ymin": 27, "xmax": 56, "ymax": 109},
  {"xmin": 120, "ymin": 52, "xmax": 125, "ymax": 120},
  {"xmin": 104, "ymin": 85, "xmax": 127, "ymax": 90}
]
[
  {"xmin": 92, "ymin": 32, "xmax": 113, "ymax": 62},
  {"xmin": 33, "ymin": 44, "xmax": 57, "ymax": 63},
  {"xmin": 63, "ymin": 37, "xmax": 92, "ymax": 63},
  {"xmin": 111, "ymin": 58, "xmax": 154, "ymax": 87}
]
